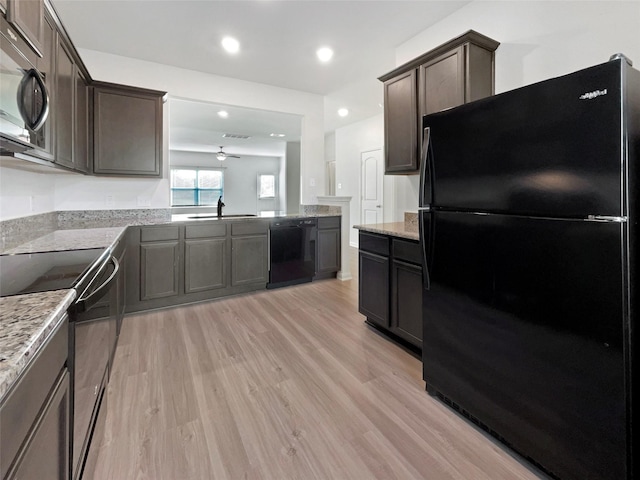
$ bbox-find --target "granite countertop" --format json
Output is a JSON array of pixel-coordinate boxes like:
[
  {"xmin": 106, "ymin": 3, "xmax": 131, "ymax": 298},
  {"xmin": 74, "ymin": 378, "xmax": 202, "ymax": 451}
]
[
  {"xmin": 354, "ymin": 221, "xmax": 419, "ymax": 241},
  {"xmin": 0, "ymin": 289, "xmax": 76, "ymax": 403},
  {"xmin": 2, "ymin": 226, "xmax": 127, "ymax": 255}
]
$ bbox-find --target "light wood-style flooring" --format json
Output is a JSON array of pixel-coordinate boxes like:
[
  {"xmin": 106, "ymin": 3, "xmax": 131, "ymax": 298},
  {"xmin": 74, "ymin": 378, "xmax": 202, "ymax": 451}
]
[{"xmin": 94, "ymin": 249, "xmax": 546, "ymax": 480}]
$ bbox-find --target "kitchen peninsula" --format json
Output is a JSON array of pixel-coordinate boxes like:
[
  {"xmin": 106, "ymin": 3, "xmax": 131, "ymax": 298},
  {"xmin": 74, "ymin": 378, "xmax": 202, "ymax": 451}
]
[{"xmin": 0, "ymin": 205, "xmax": 342, "ymax": 479}]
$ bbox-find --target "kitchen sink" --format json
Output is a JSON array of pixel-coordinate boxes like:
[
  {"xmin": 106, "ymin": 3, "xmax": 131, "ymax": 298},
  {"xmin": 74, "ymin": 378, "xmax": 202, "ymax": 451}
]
[{"xmin": 187, "ymin": 214, "xmax": 258, "ymax": 219}]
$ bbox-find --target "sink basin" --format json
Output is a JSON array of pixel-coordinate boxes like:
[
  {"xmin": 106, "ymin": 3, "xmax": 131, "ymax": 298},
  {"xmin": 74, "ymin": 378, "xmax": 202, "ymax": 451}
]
[{"xmin": 187, "ymin": 214, "xmax": 257, "ymax": 219}]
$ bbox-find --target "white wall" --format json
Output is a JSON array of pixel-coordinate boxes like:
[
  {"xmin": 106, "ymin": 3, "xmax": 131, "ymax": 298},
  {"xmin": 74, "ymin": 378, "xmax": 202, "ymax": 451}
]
[
  {"xmin": 55, "ymin": 173, "xmax": 169, "ymax": 212},
  {"xmin": 334, "ymin": 114, "xmax": 384, "ymax": 246},
  {"xmin": 285, "ymin": 142, "xmax": 301, "ymax": 214},
  {"xmin": 0, "ymin": 167, "xmax": 57, "ymax": 220},
  {"xmin": 77, "ymin": 49, "xmax": 325, "ymax": 205},
  {"xmin": 170, "ymin": 151, "xmax": 281, "ymax": 215}
]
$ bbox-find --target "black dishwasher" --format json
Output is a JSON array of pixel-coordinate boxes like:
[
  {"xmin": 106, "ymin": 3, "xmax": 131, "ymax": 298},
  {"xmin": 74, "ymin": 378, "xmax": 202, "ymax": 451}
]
[{"xmin": 268, "ymin": 218, "xmax": 317, "ymax": 288}]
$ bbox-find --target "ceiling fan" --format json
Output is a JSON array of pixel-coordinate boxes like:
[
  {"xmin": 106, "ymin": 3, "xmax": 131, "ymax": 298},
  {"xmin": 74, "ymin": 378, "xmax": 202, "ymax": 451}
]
[{"xmin": 215, "ymin": 146, "xmax": 240, "ymax": 161}]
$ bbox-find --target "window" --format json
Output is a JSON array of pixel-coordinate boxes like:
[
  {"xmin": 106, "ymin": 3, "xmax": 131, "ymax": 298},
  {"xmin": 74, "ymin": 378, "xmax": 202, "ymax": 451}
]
[
  {"xmin": 258, "ymin": 174, "xmax": 275, "ymax": 199},
  {"xmin": 170, "ymin": 168, "xmax": 223, "ymax": 206}
]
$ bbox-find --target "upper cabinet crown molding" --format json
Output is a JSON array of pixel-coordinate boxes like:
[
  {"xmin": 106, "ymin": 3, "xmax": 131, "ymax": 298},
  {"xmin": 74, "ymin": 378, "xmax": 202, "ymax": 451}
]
[{"xmin": 378, "ymin": 30, "xmax": 500, "ymax": 82}]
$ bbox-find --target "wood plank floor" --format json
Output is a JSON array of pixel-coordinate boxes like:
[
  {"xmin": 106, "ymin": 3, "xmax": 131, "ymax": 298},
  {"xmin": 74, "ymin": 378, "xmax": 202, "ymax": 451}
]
[{"xmin": 94, "ymin": 248, "xmax": 546, "ymax": 480}]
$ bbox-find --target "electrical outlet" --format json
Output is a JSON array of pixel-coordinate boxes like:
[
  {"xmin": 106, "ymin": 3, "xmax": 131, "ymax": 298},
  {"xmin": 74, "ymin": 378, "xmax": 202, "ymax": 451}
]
[
  {"xmin": 309, "ymin": 178, "xmax": 316, "ymax": 187},
  {"xmin": 105, "ymin": 195, "xmax": 115, "ymax": 207},
  {"xmin": 137, "ymin": 196, "xmax": 151, "ymax": 207},
  {"xmin": 338, "ymin": 183, "xmax": 342, "ymax": 189}
]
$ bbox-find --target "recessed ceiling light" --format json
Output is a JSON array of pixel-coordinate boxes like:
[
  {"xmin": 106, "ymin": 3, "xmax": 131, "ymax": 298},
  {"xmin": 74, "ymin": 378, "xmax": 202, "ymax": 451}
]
[
  {"xmin": 338, "ymin": 108, "xmax": 349, "ymax": 117},
  {"xmin": 316, "ymin": 47, "xmax": 333, "ymax": 63},
  {"xmin": 270, "ymin": 133, "xmax": 286, "ymax": 137},
  {"xmin": 217, "ymin": 110, "xmax": 229, "ymax": 118},
  {"xmin": 222, "ymin": 36, "xmax": 240, "ymax": 54}
]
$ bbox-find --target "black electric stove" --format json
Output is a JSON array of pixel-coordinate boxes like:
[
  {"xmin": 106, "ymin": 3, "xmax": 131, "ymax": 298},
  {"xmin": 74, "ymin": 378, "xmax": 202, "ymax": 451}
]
[{"xmin": 0, "ymin": 248, "xmax": 106, "ymax": 297}]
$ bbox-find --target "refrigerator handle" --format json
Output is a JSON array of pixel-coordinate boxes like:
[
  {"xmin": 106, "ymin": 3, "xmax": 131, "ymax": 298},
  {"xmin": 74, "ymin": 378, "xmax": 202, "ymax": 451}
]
[
  {"xmin": 419, "ymin": 127, "xmax": 431, "ymax": 208},
  {"xmin": 419, "ymin": 211, "xmax": 431, "ymax": 290}
]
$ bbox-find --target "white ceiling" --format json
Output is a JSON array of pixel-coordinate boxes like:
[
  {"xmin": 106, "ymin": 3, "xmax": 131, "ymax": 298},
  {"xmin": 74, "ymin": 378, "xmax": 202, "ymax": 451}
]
[
  {"xmin": 51, "ymin": 0, "xmax": 470, "ymax": 155},
  {"xmin": 169, "ymin": 98, "xmax": 302, "ymax": 157}
]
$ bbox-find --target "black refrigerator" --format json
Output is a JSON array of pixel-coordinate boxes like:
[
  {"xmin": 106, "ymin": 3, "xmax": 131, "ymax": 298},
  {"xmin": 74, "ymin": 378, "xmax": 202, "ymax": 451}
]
[{"xmin": 419, "ymin": 56, "xmax": 639, "ymax": 480}]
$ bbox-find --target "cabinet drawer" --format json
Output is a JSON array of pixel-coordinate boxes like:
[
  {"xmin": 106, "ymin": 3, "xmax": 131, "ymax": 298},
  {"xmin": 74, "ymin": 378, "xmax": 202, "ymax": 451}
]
[
  {"xmin": 359, "ymin": 232, "xmax": 390, "ymax": 256},
  {"xmin": 185, "ymin": 224, "xmax": 227, "ymax": 238},
  {"xmin": 393, "ymin": 238, "xmax": 421, "ymax": 265},
  {"xmin": 140, "ymin": 226, "xmax": 179, "ymax": 242},
  {"xmin": 318, "ymin": 216, "xmax": 340, "ymax": 229},
  {"xmin": 232, "ymin": 222, "xmax": 268, "ymax": 236},
  {"xmin": 0, "ymin": 317, "xmax": 68, "ymax": 479}
]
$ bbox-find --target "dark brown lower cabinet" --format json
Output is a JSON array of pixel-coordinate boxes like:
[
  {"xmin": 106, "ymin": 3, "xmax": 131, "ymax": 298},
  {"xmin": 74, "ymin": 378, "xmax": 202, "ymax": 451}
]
[
  {"xmin": 358, "ymin": 231, "xmax": 423, "ymax": 350},
  {"xmin": 9, "ymin": 371, "xmax": 70, "ymax": 480},
  {"xmin": 126, "ymin": 221, "xmax": 270, "ymax": 313},
  {"xmin": 0, "ymin": 319, "xmax": 69, "ymax": 480},
  {"xmin": 359, "ymin": 250, "xmax": 390, "ymax": 327},
  {"xmin": 316, "ymin": 216, "xmax": 341, "ymax": 278},
  {"xmin": 391, "ymin": 259, "xmax": 422, "ymax": 347}
]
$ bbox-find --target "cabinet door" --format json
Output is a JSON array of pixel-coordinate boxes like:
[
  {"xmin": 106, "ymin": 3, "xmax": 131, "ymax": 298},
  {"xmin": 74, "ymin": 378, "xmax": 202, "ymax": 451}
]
[
  {"xmin": 317, "ymin": 228, "xmax": 340, "ymax": 274},
  {"xmin": 7, "ymin": 0, "xmax": 44, "ymax": 56},
  {"xmin": 358, "ymin": 250, "xmax": 389, "ymax": 327},
  {"xmin": 74, "ymin": 69, "xmax": 89, "ymax": 173},
  {"xmin": 383, "ymin": 69, "xmax": 418, "ymax": 174},
  {"xmin": 419, "ymin": 46, "xmax": 465, "ymax": 116},
  {"xmin": 231, "ymin": 235, "xmax": 268, "ymax": 286},
  {"xmin": 391, "ymin": 259, "xmax": 423, "ymax": 347},
  {"xmin": 10, "ymin": 371, "xmax": 69, "ymax": 480},
  {"xmin": 93, "ymin": 85, "xmax": 163, "ymax": 176},
  {"xmin": 185, "ymin": 238, "xmax": 227, "ymax": 293},
  {"xmin": 140, "ymin": 241, "xmax": 180, "ymax": 300},
  {"xmin": 34, "ymin": 11, "xmax": 54, "ymax": 156},
  {"xmin": 55, "ymin": 37, "xmax": 74, "ymax": 168}
]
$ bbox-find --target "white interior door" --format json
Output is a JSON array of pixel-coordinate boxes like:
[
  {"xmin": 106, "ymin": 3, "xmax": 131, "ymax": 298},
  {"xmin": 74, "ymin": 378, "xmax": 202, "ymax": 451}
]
[{"xmin": 361, "ymin": 149, "xmax": 383, "ymax": 224}]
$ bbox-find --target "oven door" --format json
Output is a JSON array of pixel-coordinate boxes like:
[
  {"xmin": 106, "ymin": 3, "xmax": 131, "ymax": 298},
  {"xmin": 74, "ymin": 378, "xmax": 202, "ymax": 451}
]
[
  {"xmin": 70, "ymin": 255, "xmax": 119, "ymax": 479},
  {"xmin": 0, "ymin": 17, "xmax": 52, "ymax": 160}
]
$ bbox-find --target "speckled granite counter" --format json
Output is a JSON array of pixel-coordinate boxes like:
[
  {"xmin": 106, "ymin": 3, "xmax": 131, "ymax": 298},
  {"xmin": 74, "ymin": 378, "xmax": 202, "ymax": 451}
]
[
  {"xmin": 0, "ymin": 289, "xmax": 75, "ymax": 402},
  {"xmin": 354, "ymin": 221, "xmax": 419, "ymax": 241},
  {"xmin": 3, "ymin": 226, "xmax": 127, "ymax": 254}
]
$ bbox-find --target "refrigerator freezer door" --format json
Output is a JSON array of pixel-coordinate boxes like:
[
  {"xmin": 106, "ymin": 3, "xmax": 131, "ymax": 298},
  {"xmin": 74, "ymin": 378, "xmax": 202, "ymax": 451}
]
[
  {"xmin": 421, "ymin": 211, "xmax": 627, "ymax": 480},
  {"xmin": 423, "ymin": 60, "xmax": 625, "ymax": 218}
]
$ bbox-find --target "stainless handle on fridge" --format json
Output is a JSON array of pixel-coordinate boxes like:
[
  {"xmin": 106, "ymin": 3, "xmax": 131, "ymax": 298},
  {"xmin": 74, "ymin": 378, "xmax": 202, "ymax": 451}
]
[
  {"xmin": 419, "ymin": 127, "xmax": 431, "ymax": 208},
  {"xmin": 419, "ymin": 213, "xmax": 431, "ymax": 290}
]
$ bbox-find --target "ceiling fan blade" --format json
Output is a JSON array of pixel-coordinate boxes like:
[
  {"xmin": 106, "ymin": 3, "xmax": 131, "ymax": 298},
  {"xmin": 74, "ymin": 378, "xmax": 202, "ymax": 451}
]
[{"xmin": 227, "ymin": 154, "xmax": 241, "ymax": 158}]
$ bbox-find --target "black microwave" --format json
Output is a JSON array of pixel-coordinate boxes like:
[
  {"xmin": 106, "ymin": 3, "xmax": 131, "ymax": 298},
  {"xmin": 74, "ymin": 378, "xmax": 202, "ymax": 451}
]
[{"xmin": 0, "ymin": 15, "xmax": 53, "ymax": 161}]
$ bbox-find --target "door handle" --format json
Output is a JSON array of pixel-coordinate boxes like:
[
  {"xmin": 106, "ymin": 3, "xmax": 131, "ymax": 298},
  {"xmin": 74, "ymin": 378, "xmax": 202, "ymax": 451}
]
[{"xmin": 376, "ymin": 205, "xmax": 381, "ymax": 208}]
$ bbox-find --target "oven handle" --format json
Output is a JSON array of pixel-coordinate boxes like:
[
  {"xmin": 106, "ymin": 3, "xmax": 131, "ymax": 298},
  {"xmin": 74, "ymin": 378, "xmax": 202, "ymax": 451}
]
[{"xmin": 76, "ymin": 256, "xmax": 119, "ymax": 313}]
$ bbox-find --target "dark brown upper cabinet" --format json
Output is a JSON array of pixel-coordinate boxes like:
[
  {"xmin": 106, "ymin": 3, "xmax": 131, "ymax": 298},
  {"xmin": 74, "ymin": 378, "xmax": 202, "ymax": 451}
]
[
  {"xmin": 92, "ymin": 83, "xmax": 165, "ymax": 177},
  {"xmin": 379, "ymin": 30, "xmax": 499, "ymax": 175},
  {"xmin": 6, "ymin": 0, "xmax": 45, "ymax": 56},
  {"xmin": 383, "ymin": 70, "xmax": 418, "ymax": 174},
  {"xmin": 54, "ymin": 35, "xmax": 74, "ymax": 169}
]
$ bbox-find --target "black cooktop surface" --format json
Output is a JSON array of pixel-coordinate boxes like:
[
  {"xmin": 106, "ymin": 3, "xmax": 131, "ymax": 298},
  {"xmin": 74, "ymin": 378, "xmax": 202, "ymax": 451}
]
[{"xmin": 0, "ymin": 248, "xmax": 104, "ymax": 297}]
